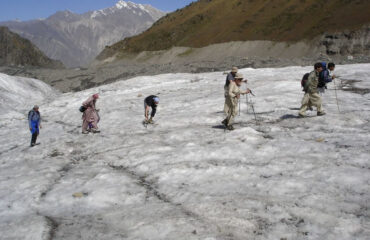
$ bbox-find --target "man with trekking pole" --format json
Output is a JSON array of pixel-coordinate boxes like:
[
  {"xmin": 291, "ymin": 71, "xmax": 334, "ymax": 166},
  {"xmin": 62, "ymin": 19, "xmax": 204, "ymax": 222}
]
[
  {"xmin": 299, "ymin": 62, "xmax": 326, "ymax": 118},
  {"xmin": 318, "ymin": 62, "xmax": 336, "ymax": 95},
  {"xmin": 222, "ymin": 73, "xmax": 250, "ymax": 130}
]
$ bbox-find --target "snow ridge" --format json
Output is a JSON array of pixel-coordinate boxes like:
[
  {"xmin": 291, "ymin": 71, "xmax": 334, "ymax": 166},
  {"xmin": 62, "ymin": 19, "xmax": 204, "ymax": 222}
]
[{"xmin": 90, "ymin": 0, "xmax": 152, "ymax": 19}]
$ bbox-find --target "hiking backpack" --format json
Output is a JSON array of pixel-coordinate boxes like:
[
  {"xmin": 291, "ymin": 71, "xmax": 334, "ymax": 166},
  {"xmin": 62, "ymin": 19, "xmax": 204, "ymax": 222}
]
[
  {"xmin": 301, "ymin": 73, "xmax": 310, "ymax": 88},
  {"xmin": 79, "ymin": 106, "xmax": 86, "ymax": 112}
]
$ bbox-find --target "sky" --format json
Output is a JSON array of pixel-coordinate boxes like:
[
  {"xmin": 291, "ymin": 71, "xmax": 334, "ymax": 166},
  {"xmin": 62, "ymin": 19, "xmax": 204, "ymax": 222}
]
[{"xmin": 0, "ymin": 0, "xmax": 196, "ymax": 22}]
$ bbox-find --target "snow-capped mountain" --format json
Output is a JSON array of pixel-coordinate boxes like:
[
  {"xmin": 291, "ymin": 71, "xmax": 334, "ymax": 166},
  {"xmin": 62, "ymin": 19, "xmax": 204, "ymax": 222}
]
[
  {"xmin": 0, "ymin": 1, "xmax": 165, "ymax": 67},
  {"xmin": 89, "ymin": 0, "xmax": 164, "ymax": 20},
  {"xmin": 1, "ymin": 64, "xmax": 369, "ymax": 239}
]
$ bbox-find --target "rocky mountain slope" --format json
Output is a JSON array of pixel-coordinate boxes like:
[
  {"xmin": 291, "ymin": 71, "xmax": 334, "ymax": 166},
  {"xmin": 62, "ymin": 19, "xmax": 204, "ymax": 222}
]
[
  {"xmin": 0, "ymin": 27, "xmax": 64, "ymax": 68},
  {"xmin": 1, "ymin": 0, "xmax": 369, "ymax": 93},
  {"xmin": 97, "ymin": 0, "xmax": 370, "ymax": 60},
  {"xmin": 0, "ymin": 0, "xmax": 165, "ymax": 67}
]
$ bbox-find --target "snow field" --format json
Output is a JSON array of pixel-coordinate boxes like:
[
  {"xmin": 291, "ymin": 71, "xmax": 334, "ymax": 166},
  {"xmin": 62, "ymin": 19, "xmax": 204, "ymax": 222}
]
[{"xmin": 0, "ymin": 64, "xmax": 369, "ymax": 239}]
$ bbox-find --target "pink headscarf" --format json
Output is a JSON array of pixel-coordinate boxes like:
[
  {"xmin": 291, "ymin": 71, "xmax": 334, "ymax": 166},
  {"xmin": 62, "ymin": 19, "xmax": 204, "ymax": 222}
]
[{"xmin": 93, "ymin": 93, "xmax": 99, "ymax": 99}]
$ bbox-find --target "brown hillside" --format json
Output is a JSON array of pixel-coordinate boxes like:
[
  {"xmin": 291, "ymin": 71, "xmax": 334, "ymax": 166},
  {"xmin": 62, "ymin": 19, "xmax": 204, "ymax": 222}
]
[
  {"xmin": 0, "ymin": 26, "xmax": 64, "ymax": 68},
  {"xmin": 98, "ymin": 0, "xmax": 370, "ymax": 58}
]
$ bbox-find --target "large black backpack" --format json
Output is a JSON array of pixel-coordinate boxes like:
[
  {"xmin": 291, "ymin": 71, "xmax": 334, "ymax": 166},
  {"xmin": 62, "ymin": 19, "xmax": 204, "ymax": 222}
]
[{"xmin": 301, "ymin": 73, "xmax": 309, "ymax": 88}]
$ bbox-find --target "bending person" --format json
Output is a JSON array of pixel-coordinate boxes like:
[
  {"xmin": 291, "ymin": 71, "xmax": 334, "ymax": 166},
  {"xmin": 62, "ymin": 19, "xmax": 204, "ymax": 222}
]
[
  {"xmin": 144, "ymin": 95, "xmax": 159, "ymax": 123},
  {"xmin": 82, "ymin": 93, "xmax": 100, "ymax": 134}
]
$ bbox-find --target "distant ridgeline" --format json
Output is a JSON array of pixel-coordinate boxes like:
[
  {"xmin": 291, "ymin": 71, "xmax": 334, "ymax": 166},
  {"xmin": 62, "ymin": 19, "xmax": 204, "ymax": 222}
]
[
  {"xmin": 0, "ymin": 27, "xmax": 64, "ymax": 68},
  {"xmin": 0, "ymin": 1, "xmax": 166, "ymax": 68},
  {"xmin": 97, "ymin": 0, "xmax": 370, "ymax": 60}
]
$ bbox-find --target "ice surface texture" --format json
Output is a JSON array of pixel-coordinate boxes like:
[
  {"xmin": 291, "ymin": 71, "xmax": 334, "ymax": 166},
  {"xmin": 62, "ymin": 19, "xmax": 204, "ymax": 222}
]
[{"xmin": 0, "ymin": 64, "xmax": 369, "ymax": 239}]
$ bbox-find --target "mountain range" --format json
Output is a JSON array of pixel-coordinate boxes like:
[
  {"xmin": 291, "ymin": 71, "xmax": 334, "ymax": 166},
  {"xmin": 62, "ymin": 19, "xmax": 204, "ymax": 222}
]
[
  {"xmin": 0, "ymin": 0, "xmax": 165, "ymax": 67},
  {"xmin": 0, "ymin": 26, "xmax": 63, "ymax": 68}
]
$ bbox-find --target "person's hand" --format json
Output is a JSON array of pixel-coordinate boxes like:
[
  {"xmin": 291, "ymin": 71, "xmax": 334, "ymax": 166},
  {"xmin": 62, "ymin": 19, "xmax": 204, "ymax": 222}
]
[
  {"xmin": 246, "ymin": 88, "xmax": 251, "ymax": 94},
  {"xmin": 29, "ymin": 127, "xmax": 32, "ymax": 131},
  {"xmin": 237, "ymin": 94, "xmax": 240, "ymax": 99},
  {"xmin": 332, "ymin": 74, "xmax": 336, "ymax": 79},
  {"xmin": 40, "ymin": 125, "xmax": 42, "ymax": 129}
]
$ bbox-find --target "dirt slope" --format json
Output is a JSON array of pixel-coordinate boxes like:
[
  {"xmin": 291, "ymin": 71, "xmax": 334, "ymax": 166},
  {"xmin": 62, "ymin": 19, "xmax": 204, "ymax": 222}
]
[{"xmin": 97, "ymin": 0, "xmax": 370, "ymax": 59}]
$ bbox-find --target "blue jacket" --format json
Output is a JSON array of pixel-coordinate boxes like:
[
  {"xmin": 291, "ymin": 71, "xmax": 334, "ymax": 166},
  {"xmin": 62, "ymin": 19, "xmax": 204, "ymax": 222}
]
[
  {"xmin": 318, "ymin": 62, "xmax": 332, "ymax": 88},
  {"xmin": 28, "ymin": 110, "xmax": 41, "ymax": 128}
]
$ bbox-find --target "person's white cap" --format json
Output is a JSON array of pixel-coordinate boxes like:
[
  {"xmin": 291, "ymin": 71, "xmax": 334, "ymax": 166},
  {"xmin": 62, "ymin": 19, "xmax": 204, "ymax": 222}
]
[
  {"xmin": 231, "ymin": 67, "xmax": 238, "ymax": 73},
  {"xmin": 234, "ymin": 73, "xmax": 243, "ymax": 79}
]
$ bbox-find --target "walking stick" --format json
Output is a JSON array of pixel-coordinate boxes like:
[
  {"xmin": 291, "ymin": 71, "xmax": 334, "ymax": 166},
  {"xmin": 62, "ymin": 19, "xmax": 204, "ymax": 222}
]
[
  {"xmin": 246, "ymin": 90, "xmax": 258, "ymax": 124},
  {"xmin": 246, "ymin": 94, "xmax": 249, "ymax": 113},
  {"xmin": 238, "ymin": 98, "xmax": 241, "ymax": 116},
  {"xmin": 333, "ymin": 78, "xmax": 340, "ymax": 113},
  {"xmin": 250, "ymin": 97, "xmax": 258, "ymax": 124}
]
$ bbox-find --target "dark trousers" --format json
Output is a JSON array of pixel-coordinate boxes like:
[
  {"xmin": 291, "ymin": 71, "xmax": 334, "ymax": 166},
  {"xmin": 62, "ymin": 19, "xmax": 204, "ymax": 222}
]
[{"xmin": 31, "ymin": 133, "xmax": 38, "ymax": 145}]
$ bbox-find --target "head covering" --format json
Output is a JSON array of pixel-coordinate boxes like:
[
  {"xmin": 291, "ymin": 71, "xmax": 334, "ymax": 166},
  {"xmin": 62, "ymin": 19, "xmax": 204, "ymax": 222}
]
[
  {"xmin": 93, "ymin": 93, "xmax": 99, "ymax": 99},
  {"xmin": 321, "ymin": 62, "xmax": 327, "ymax": 70},
  {"xmin": 234, "ymin": 73, "xmax": 243, "ymax": 79},
  {"xmin": 153, "ymin": 97, "xmax": 160, "ymax": 103},
  {"xmin": 231, "ymin": 67, "xmax": 238, "ymax": 73},
  {"xmin": 33, "ymin": 105, "xmax": 39, "ymax": 109}
]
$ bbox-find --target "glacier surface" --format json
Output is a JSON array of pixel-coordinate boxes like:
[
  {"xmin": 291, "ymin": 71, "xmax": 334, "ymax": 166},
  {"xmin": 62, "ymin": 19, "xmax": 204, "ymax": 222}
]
[{"xmin": 0, "ymin": 64, "xmax": 369, "ymax": 239}]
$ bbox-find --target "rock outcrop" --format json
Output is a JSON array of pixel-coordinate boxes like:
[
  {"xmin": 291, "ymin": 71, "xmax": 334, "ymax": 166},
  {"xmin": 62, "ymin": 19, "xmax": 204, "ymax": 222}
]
[{"xmin": 0, "ymin": 27, "xmax": 64, "ymax": 68}]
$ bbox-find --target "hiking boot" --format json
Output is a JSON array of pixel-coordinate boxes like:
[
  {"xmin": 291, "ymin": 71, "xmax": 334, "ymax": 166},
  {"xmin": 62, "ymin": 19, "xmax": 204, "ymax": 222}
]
[
  {"xmin": 82, "ymin": 130, "xmax": 89, "ymax": 134},
  {"xmin": 30, "ymin": 143, "xmax": 35, "ymax": 147},
  {"xmin": 221, "ymin": 119, "xmax": 228, "ymax": 126},
  {"xmin": 317, "ymin": 111, "xmax": 326, "ymax": 116},
  {"xmin": 91, "ymin": 128, "xmax": 100, "ymax": 133},
  {"xmin": 227, "ymin": 125, "xmax": 235, "ymax": 131},
  {"xmin": 298, "ymin": 114, "xmax": 305, "ymax": 118},
  {"xmin": 148, "ymin": 118, "xmax": 153, "ymax": 124}
]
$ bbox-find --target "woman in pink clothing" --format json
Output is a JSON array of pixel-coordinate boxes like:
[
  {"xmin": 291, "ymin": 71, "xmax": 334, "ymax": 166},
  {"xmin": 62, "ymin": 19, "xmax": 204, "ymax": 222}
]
[{"xmin": 82, "ymin": 93, "xmax": 100, "ymax": 134}]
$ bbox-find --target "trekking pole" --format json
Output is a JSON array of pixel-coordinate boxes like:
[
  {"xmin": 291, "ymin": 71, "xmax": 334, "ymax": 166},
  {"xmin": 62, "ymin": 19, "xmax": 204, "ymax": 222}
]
[
  {"xmin": 246, "ymin": 94, "xmax": 249, "ymax": 113},
  {"xmin": 333, "ymin": 78, "xmax": 340, "ymax": 113},
  {"xmin": 238, "ymin": 98, "xmax": 241, "ymax": 116},
  {"xmin": 249, "ymin": 93, "xmax": 258, "ymax": 124}
]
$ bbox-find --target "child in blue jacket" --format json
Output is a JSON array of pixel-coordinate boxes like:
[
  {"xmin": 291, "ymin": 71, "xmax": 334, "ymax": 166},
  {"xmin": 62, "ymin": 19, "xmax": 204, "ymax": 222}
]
[{"xmin": 28, "ymin": 105, "xmax": 41, "ymax": 147}]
